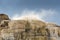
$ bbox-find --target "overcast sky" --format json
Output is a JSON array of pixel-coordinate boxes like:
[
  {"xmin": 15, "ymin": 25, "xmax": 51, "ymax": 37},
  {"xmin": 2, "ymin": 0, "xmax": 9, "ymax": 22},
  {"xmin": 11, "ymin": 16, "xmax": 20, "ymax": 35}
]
[{"xmin": 0, "ymin": 0, "xmax": 60, "ymax": 25}]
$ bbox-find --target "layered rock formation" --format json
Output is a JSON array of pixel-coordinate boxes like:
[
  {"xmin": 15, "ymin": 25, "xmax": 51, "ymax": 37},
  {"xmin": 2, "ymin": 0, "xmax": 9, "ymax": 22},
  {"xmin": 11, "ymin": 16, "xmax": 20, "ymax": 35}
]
[{"xmin": 0, "ymin": 14, "xmax": 60, "ymax": 40}]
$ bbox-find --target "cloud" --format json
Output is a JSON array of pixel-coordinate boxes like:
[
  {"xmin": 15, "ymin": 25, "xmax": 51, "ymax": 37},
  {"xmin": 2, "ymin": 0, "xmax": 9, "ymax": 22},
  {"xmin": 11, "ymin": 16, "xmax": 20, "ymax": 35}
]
[
  {"xmin": 39, "ymin": 9, "xmax": 56, "ymax": 19},
  {"xmin": 11, "ymin": 9, "xmax": 56, "ymax": 22}
]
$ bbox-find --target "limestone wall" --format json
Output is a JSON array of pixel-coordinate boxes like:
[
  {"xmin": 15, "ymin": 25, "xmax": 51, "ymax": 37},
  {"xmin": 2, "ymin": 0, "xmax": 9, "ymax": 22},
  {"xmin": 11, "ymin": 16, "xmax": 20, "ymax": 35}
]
[
  {"xmin": 0, "ymin": 20, "xmax": 59, "ymax": 40},
  {"xmin": 0, "ymin": 14, "xmax": 60, "ymax": 40}
]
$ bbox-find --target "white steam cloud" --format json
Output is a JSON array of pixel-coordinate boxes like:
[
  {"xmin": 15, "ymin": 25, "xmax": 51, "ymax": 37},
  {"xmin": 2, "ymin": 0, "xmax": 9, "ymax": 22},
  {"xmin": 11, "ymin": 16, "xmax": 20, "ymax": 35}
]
[{"xmin": 11, "ymin": 9, "xmax": 56, "ymax": 21}]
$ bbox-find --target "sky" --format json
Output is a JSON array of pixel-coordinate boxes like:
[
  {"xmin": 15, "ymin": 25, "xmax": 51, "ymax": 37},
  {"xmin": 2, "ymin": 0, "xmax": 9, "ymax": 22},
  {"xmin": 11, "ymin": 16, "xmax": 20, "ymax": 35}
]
[{"xmin": 0, "ymin": 0, "xmax": 60, "ymax": 25}]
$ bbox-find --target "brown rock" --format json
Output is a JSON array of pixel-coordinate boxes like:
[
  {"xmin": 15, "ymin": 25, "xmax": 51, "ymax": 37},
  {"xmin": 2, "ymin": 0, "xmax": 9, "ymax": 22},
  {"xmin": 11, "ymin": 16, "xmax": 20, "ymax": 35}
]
[
  {"xmin": 0, "ymin": 17, "xmax": 59, "ymax": 40},
  {"xmin": 0, "ymin": 14, "xmax": 10, "ymax": 21},
  {"xmin": 8, "ymin": 20, "xmax": 27, "ymax": 29}
]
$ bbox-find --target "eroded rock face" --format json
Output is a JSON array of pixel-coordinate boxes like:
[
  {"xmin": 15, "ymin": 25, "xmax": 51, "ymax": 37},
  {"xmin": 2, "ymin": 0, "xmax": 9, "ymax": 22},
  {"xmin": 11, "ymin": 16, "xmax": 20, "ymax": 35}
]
[
  {"xmin": 0, "ymin": 14, "xmax": 10, "ymax": 21},
  {"xmin": 0, "ymin": 20, "xmax": 59, "ymax": 40},
  {"xmin": 8, "ymin": 20, "xmax": 27, "ymax": 29},
  {"xmin": 0, "ymin": 14, "xmax": 10, "ymax": 30},
  {"xmin": 0, "ymin": 14, "xmax": 60, "ymax": 40}
]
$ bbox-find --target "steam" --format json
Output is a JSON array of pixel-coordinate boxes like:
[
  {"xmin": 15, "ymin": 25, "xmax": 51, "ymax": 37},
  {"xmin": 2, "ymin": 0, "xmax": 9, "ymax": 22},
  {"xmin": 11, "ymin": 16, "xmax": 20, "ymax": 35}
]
[{"xmin": 11, "ymin": 9, "xmax": 55, "ymax": 21}]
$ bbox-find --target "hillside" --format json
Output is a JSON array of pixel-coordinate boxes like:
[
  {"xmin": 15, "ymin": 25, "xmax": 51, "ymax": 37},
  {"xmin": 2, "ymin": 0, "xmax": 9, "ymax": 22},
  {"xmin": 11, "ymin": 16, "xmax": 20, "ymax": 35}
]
[{"xmin": 0, "ymin": 14, "xmax": 60, "ymax": 40}]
